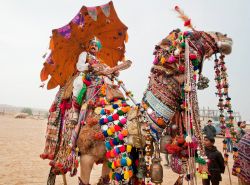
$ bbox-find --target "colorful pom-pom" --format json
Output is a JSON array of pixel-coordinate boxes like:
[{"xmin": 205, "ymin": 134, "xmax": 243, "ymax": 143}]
[
  {"xmin": 121, "ymin": 158, "xmax": 127, "ymax": 166},
  {"xmin": 103, "ymin": 131, "xmax": 108, "ymax": 137},
  {"xmin": 124, "ymin": 171, "xmax": 129, "ymax": 180},
  {"xmin": 111, "ymin": 162, "xmax": 116, "ymax": 169},
  {"xmin": 105, "ymin": 142, "xmax": 112, "ymax": 150},
  {"xmin": 108, "ymin": 162, "xmax": 112, "ymax": 168},
  {"xmin": 104, "ymin": 118, "xmax": 109, "ymax": 124},
  {"xmin": 113, "ymin": 104, "xmax": 119, "ymax": 109},
  {"xmin": 112, "ymin": 113, "xmax": 119, "ymax": 120},
  {"xmin": 120, "ymin": 145, "xmax": 126, "ymax": 153},
  {"xmin": 99, "ymin": 118, "xmax": 105, "ymax": 125},
  {"xmin": 189, "ymin": 53, "xmax": 197, "ymax": 60},
  {"xmin": 118, "ymin": 133, "xmax": 124, "ymax": 140},
  {"xmin": 120, "ymin": 118, "xmax": 127, "ymax": 125},
  {"xmin": 107, "ymin": 116, "xmax": 113, "ymax": 122},
  {"xmin": 114, "ymin": 125, "xmax": 121, "ymax": 132},
  {"xmin": 110, "ymin": 150, "xmax": 115, "ymax": 158},
  {"xmin": 121, "ymin": 129, "xmax": 128, "ymax": 136},
  {"xmin": 107, "ymin": 129, "xmax": 113, "ymax": 136},
  {"xmin": 106, "ymin": 151, "xmax": 111, "ymax": 158},
  {"xmin": 153, "ymin": 57, "xmax": 159, "ymax": 65},
  {"xmin": 180, "ymin": 42, "xmax": 185, "ymax": 48},
  {"xmin": 110, "ymin": 126, "xmax": 115, "ymax": 133},
  {"xmin": 168, "ymin": 55, "xmax": 176, "ymax": 63},
  {"xmin": 113, "ymin": 138, "xmax": 119, "ymax": 145},
  {"xmin": 109, "ymin": 139, "xmax": 115, "ymax": 147},
  {"xmin": 100, "ymin": 109, "xmax": 106, "ymax": 115},
  {"xmin": 160, "ymin": 57, "xmax": 166, "ymax": 64},
  {"xmin": 126, "ymin": 158, "xmax": 132, "ymax": 166},
  {"xmin": 127, "ymin": 145, "xmax": 132, "ymax": 153},
  {"xmin": 115, "ymin": 173, "xmax": 123, "ymax": 181},
  {"xmin": 117, "ymin": 110, "xmax": 124, "ymax": 116}
]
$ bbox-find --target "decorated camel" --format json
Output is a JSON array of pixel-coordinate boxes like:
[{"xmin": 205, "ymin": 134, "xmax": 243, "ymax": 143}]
[{"xmin": 40, "ymin": 2, "xmax": 233, "ymax": 185}]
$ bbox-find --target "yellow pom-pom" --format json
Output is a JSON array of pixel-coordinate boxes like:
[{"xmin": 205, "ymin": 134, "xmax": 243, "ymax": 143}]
[
  {"xmin": 126, "ymin": 158, "xmax": 132, "ymax": 166},
  {"xmin": 201, "ymin": 172, "xmax": 208, "ymax": 179},
  {"xmin": 127, "ymin": 145, "xmax": 132, "ymax": 153},
  {"xmin": 160, "ymin": 57, "xmax": 166, "ymax": 64},
  {"xmin": 111, "ymin": 162, "xmax": 116, "ymax": 169},
  {"xmin": 107, "ymin": 129, "xmax": 113, "ymax": 136},
  {"xmin": 124, "ymin": 171, "xmax": 129, "ymax": 180},
  {"xmin": 236, "ymin": 167, "xmax": 241, "ymax": 173}
]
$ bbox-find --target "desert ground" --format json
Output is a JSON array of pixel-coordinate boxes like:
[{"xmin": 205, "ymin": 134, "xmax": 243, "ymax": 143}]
[{"xmin": 0, "ymin": 115, "xmax": 238, "ymax": 185}]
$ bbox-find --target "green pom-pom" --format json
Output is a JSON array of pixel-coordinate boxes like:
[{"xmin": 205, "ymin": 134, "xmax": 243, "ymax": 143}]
[
  {"xmin": 117, "ymin": 110, "xmax": 124, "ymax": 116},
  {"xmin": 192, "ymin": 59, "xmax": 199, "ymax": 66},
  {"xmin": 195, "ymin": 157, "xmax": 206, "ymax": 165},
  {"xmin": 180, "ymin": 42, "xmax": 185, "ymax": 48},
  {"xmin": 107, "ymin": 162, "xmax": 112, "ymax": 169}
]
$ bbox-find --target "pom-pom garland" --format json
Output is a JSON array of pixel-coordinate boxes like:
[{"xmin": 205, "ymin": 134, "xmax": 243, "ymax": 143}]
[{"xmin": 99, "ymin": 100, "xmax": 133, "ymax": 183}]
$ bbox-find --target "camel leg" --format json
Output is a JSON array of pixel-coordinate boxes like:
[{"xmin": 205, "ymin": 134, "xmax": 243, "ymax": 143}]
[
  {"xmin": 97, "ymin": 161, "xmax": 110, "ymax": 185},
  {"xmin": 79, "ymin": 154, "xmax": 95, "ymax": 184}
]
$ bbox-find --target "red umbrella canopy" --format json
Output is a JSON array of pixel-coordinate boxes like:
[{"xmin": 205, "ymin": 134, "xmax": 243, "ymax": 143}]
[{"xmin": 40, "ymin": 1, "xmax": 128, "ymax": 90}]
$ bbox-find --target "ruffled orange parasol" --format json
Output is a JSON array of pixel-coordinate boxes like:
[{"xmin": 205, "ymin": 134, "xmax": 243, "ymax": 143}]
[{"xmin": 40, "ymin": 1, "xmax": 128, "ymax": 89}]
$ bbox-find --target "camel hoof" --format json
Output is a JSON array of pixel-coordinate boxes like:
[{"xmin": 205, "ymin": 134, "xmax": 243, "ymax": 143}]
[{"xmin": 78, "ymin": 177, "xmax": 90, "ymax": 185}]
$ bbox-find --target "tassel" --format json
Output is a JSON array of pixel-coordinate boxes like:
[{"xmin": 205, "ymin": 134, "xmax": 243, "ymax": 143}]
[
  {"xmin": 76, "ymin": 84, "xmax": 87, "ymax": 105},
  {"xmin": 174, "ymin": 6, "xmax": 194, "ymax": 30}
]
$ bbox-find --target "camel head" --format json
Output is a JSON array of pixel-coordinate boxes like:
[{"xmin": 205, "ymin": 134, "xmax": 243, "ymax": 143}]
[{"xmin": 207, "ymin": 31, "xmax": 233, "ymax": 55}]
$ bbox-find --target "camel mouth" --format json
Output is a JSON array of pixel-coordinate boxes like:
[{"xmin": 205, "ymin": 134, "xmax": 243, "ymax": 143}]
[
  {"xmin": 217, "ymin": 39, "xmax": 233, "ymax": 55},
  {"xmin": 208, "ymin": 31, "xmax": 233, "ymax": 55}
]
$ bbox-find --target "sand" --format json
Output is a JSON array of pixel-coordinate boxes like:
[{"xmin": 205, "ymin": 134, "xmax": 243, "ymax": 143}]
[{"xmin": 0, "ymin": 115, "xmax": 238, "ymax": 185}]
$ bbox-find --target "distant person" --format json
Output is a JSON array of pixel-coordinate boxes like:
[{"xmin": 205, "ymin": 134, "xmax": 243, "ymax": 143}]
[
  {"xmin": 202, "ymin": 136, "xmax": 225, "ymax": 185},
  {"xmin": 225, "ymin": 127, "xmax": 233, "ymax": 153},
  {"xmin": 237, "ymin": 121, "xmax": 246, "ymax": 141},
  {"xmin": 203, "ymin": 120, "xmax": 217, "ymax": 138},
  {"xmin": 233, "ymin": 131, "xmax": 250, "ymax": 185}
]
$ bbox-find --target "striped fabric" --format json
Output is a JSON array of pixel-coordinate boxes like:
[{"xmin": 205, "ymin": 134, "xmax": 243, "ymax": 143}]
[{"xmin": 233, "ymin": 132, "xmax": 250, "ymax": 184}]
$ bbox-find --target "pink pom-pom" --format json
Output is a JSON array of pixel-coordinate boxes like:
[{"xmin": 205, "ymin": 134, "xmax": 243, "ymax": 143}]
[
  {"xmin": 168, "ymin": 55, "xmax": 176, "ymax": 63},
  {"xmin": 118, "ymin": 133, "xmax": 124, "ymax": 141},
  {"xmin": 104, "ymin": 118, "xmax": 109, "ymax": 123},
  {"xmin": 153, "ymin": 57, "xmax": 159, "ymax": 65},
  {"xmin": 120, "ymin": 118, "xmax": 127, "ymax": 125}
]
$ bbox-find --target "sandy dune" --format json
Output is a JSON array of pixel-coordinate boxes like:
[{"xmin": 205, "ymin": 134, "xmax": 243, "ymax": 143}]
[{"xmin": 0, "ymin": 116, "xmax": 237, "ymax": 185}]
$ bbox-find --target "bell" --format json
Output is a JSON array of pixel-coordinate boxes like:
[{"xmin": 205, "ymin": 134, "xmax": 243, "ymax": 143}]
[
  {"xmin": 150, "ymin": 157, "xmax": 163, "ymax": 183},
  {"xmin": 136, "ymin": 158, "xmax": 147, "ymax": 179},
  {"xmin": 160, "ymin": 135, "xmax": 172, "ymax": 153}
]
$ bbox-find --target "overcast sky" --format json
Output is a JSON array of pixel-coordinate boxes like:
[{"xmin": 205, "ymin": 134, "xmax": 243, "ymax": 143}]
[{"xmin": 0, "ymin": 0, "xmax": 249, "ymax": 120}]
